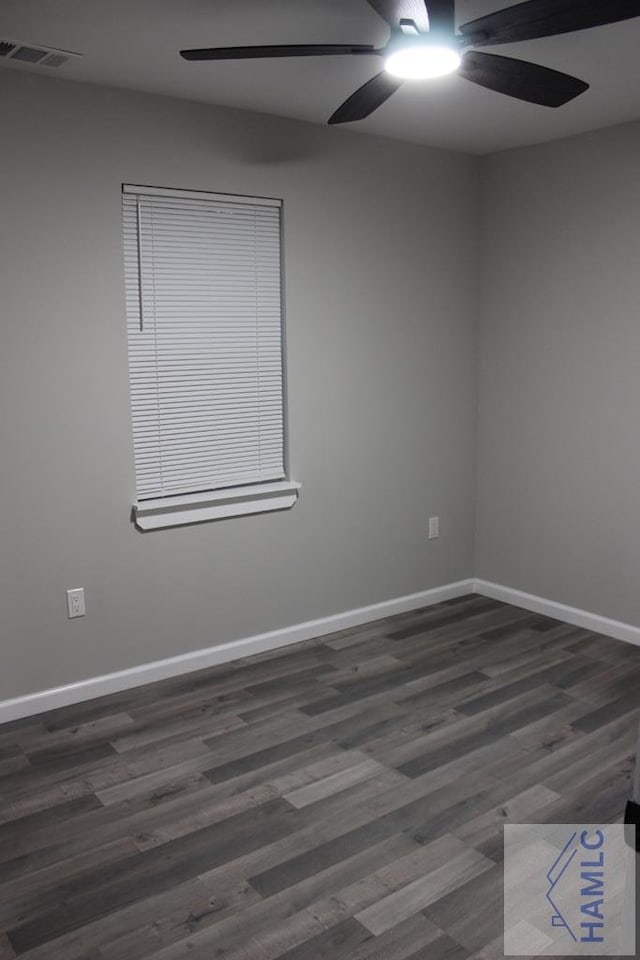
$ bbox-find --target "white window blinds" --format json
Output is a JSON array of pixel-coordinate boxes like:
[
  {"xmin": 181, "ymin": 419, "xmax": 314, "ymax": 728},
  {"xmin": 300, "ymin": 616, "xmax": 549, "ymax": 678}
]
[{"xmin": 122, "ymin": 186, "xmax": 286, "ymax": 501}]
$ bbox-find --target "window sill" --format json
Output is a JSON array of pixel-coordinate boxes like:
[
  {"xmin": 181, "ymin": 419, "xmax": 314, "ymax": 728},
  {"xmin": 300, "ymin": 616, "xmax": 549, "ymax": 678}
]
[{"xmin": 133, "ymin": 481, "xmax": 301, "ymax": 530}]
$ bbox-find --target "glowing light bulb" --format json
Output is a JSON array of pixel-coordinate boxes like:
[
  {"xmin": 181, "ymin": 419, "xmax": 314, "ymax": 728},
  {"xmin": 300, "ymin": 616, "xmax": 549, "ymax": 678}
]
[{"xmin": 385, "ymin": 44, "xmax": 461, "ymax": 80}]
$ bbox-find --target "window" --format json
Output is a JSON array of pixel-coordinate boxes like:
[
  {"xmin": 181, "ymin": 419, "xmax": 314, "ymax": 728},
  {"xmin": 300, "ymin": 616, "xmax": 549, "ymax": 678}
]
[{"xmin": 122, "ymin": 185, "xmax": 299, "ymax": 529}]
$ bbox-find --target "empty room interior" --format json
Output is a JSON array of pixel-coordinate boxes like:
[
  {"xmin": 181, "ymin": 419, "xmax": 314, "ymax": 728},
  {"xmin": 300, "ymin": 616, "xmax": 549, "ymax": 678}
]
[{"xmin": 1, "ymin": 1, "xmax": 640, "ymax": 958}]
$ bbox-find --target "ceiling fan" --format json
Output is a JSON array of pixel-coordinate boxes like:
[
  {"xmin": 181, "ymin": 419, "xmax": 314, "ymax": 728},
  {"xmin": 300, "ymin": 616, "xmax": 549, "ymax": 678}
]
[{"xmin": 180, "ymin": 0, "xmax": 640, "ymax": 124}]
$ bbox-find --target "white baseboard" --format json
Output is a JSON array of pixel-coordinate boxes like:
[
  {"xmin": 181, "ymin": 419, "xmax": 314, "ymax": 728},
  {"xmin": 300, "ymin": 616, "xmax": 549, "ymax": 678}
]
[
  {"xmin": 5, "ymin": 577, "xmax": 638, "ymax": 726},
  {"xmin": 0, "ymin": 579, "xmax": 474, "ymax": 725},
  {"xmin": 473, "ymin": 579, "xmax": 640, "ymax": 649}
]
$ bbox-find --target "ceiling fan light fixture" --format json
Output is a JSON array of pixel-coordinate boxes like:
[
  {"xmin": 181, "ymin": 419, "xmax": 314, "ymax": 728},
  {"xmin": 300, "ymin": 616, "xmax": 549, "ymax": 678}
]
[
  {"xmin": 179, "ymin": 0, "xmax": 630, "ymax": 122},
  {"xmin": 384, "ymin": 43, "xmax": 461, "ymax": 80}
]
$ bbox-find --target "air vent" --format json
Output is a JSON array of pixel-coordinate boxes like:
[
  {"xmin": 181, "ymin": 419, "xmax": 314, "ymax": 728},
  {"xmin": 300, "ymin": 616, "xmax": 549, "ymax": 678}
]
[
  {"xmin": 12, "ymin": 46, "xmax": 48, "ymax": 63},
  {"xmin": 41, "ymin": 52, "xmax": 72, "ymax": 68},
  {"xmin": 0, "ymin": 39, "xmax": 82, "ymax": 68}
]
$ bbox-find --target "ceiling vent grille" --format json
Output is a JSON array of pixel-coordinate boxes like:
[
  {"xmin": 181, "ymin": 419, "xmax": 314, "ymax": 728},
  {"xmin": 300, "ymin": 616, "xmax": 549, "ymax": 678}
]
[{"xmin": 0, "ymin": 40, "xmax": 82, "ymax": 68}]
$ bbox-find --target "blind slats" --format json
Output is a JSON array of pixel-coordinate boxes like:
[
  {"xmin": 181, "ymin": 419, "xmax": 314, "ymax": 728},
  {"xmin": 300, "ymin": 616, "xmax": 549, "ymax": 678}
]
[{"xmin": 123, "ymin": 187, "xmax": 285, "ymax": 501}]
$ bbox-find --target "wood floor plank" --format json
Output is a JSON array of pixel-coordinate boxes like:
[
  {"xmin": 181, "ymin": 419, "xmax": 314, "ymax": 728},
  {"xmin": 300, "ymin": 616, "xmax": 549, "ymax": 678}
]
[
  {"xmin": 572, "ymin": 691, "xmax": 640, "ymax": 733},
  {"xmin": 9, "ymin": 878, "xmax": 224, "ymax": 960},
  {"xmin": 0, "ymin": 795, "xmax": 103, "ymax": 862},
  {"xmin": 155, "ymin": 834, "xmax": 467, "ymax": 960},
  {"xmin": 196, "ymin": 788, "xmax": 412, "ymax": 897},
  {"xmin": 247, "ymin": 817, "xmax": 399, "ymax": 898},
  {"xmin": 6, "ymin": 799, "xmax": 302, "ymax": 954},
  {"xmin": 452, "ymin": 784, "xmax": 559, "ymax": 848},
  {"xmin": 423, "ymin": 860, "xmax": 504, "ymax": 953},
  {"xmin": 109, "ymin": 711, "xmax": 247, "ymax": 754},
  {"xmin": 488, "ymin": 711, "xmax": 638, "ymax": 788},
  {"xmin": 0, "ymin": 838, "xmax": 141, "ymax": 930},
  {"xmin": 0, "ymin": 772, "xmax": 214, "ymax": 883},
  {"xmin": 283, "ymin": 758, "xmax": 388, "ymax": 809},
  {"xmin": 15, "ymin": 714, "xmax": 135, "ymax": 754},
  {"xmin": 356, "ymin": 846, "xmax": 492, "ymax": 936},
  {"xmin": 204, "ymin": 833, "xmax": 417, "ymax": 955},
  {"xmin": 272, "ymin": 917, "xmax": 373, "ymax": 960},
  {"xmin": 98, "ymin": 879, "xmax": 262, "ymax": 960},
  {"xmin": 0, "ymin": 595, "xmax": 636, "ymax": 960},
  {"xmin": 202, "ymin": 731, "xmax": 329, "ymax": 784},
  {"xmin": 92, "ymin": 753, "xmax": 242, "ymax": 807},
  {"xmin": 396, "ymin": 689, "xmax": 572, "ymax": 778},
  {"xmin": 0, "ymin": 754, "xmax": 30, "ymax": 778},
  {"xmin": 347, "ymin": 913, "xmax": 443, "ymax": 960}
]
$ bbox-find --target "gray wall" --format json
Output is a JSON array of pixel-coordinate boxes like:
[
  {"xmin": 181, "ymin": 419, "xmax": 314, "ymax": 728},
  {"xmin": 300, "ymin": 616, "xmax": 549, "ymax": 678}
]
[
  {"xmin": 476, "ymin": 122, "xmax": 640, "ymax": 624},
  {"xmin": 0, "ymin": 71, "xmax": 479, "ymax": 699}
]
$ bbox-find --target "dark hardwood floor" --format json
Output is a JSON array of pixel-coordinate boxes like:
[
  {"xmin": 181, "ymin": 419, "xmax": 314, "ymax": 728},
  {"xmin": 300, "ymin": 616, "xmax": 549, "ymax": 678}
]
[{"xmin": 0, "ymin": 594, "xmax": 638, "ymax": 959}]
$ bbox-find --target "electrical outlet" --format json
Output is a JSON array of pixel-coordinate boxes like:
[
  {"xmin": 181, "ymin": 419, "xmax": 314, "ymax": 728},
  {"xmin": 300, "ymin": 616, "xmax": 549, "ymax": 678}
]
[
  {"xmin": 66, "ymin": 587, "xmax": 86, "ymax": 619},
  {"xmin": 428, "ymin": 516, "xmax": 440, "ymax": 540}
]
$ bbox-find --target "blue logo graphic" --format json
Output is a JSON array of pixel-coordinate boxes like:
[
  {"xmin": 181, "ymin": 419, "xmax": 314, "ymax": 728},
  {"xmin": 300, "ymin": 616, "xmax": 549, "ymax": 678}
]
[
  {"xmin": 546, "ymin": 829, "xmax": 606, "ymax": 945},
  {"xmin": 547, "ymin": 831, "xmax": 579, "ymax": 940}
]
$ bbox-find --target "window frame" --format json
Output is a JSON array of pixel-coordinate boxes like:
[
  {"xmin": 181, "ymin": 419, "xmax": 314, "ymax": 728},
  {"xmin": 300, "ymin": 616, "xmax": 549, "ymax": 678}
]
[{"xmin": 122, "ymin": 183, "xmax": 299, "ymax": 530}]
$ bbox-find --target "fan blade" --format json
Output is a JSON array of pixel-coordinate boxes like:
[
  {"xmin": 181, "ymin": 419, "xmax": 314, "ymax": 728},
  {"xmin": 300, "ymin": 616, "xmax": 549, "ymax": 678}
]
[
  {"xmin": 459, "ymin": 51, "xmax": 588, "ymax": 106},
  {"xmin": 459, "ymin": 0, "xmax": 640, "ymax": 47},
  {"xmin": 328, "ymin": 71, "xmax": 404, "ymax": 124},
  {"xmin": 180, "ymin": 44, "xmax": 380, "ymax": 61},
  {"xmin": 364, "ymin": 1, "xmax": 430, "ymax": 33}
]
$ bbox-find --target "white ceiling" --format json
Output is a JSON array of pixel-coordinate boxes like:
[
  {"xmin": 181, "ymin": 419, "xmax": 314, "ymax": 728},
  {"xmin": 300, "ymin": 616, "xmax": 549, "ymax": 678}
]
[{"xmin": 2, "ymin": 0, "xmax": 640, "ymax": 154}]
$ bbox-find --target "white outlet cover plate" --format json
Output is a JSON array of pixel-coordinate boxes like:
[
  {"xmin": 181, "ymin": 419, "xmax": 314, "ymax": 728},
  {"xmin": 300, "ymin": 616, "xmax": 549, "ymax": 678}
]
[{"xmin": 66, "ymin": 587, "xmax": 86, "ymax": 618}]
